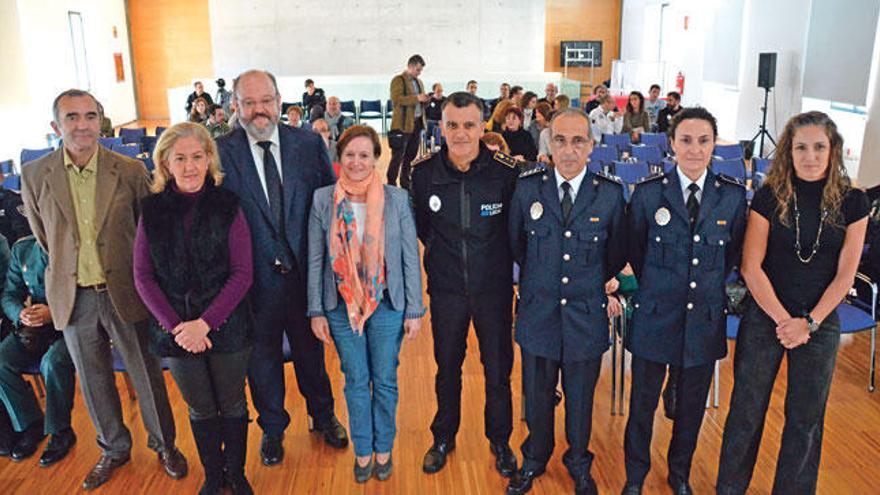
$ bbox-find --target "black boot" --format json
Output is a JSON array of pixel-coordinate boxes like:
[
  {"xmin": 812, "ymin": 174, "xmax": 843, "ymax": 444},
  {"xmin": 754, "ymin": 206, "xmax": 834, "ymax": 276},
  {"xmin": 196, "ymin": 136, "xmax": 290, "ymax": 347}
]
[
  {"xmin": 221, "ymin": 416, "xmax": 253, "ymax": 495},
  {"xmin": 191, "ymin": 418, "xmax": 224, "ymax": 495}
]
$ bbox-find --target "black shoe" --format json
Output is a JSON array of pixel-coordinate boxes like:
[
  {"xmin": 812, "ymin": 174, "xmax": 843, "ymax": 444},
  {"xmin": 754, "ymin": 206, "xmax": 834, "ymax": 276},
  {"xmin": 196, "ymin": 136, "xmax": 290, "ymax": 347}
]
[
  {"xmin": 39, "ymin": 428, "xmax": 76, "ymax": 467},
  {"xmin": 575, "ymin": 475, "xmax": 598, "ymax": 495},
  {"xmin": 620, "ymin": 482, "xmax": 643, "ymax": 495},
  {"xmin": 11, "ymin": 421, "xmax": 45, "ymax": 461},
  {"xmin": 260, "ymin": 434, "xmax": 284, "ymax": 466},
  {"xmin": 0, "ymin": 429, "xmax": 20, "ymax": 457},
  {"xmin": 375, "ymin": 455, "xmax": 392, "ymax": 481},
  {"xmin": 422, "ymin": 439, "xmax": 454, "ymax": 474},
  {"xmin": 662, "ymin": 381, "xmax": 677, "ymax": 420},
  {"xmin": 354, "ymin": 457, "xmax": 374, "ymax": 483},
  {"xmin": 490, "ymin": 443, "xmax": 517, "ymax": 478},
  {"xmin": 223, "ymin": 417, "xmax": 253, "ymax": 495},
  {"xmin": 313, "ymin": 415, "xmax": 349, "ymax": 449},
  {"xmin": 506, "ymin": 468, "xmax": 544, "ymax": 495},
  {"xmin": 668, "ymin": 477, "xmax": 693, "ymax": 495}
]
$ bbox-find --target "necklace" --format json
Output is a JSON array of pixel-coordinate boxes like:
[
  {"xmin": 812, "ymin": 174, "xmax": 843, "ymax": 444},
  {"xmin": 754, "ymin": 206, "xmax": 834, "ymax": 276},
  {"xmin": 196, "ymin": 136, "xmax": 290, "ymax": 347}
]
[{"xmin": 793, "ymin": 191, "xmax": 828, "ymax": 264}]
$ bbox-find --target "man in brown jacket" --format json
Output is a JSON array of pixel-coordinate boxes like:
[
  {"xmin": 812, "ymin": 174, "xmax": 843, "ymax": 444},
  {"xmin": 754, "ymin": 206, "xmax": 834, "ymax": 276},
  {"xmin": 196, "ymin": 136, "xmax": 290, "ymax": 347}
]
[
  {"xmin": 21, "ymin": 89, "xmax": 187, "ymax": 490},
  {"xmin": 387, "ymin": 54, "xmax": 429, "ymax": 189}
]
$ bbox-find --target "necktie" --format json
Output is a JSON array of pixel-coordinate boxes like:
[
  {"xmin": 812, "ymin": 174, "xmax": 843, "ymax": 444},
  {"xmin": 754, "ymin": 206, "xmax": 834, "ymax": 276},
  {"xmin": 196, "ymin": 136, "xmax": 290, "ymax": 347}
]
[
  {"xmin": 686, "ymin": 182, "xmax": 700, "ymax": 230},
  {"xmin": 561, "ymin": 181, "xmax": 573, "ymax": 224},
  {"xmin": 258, "ymin": 141, "xmax": 284, "ymax": 231}
]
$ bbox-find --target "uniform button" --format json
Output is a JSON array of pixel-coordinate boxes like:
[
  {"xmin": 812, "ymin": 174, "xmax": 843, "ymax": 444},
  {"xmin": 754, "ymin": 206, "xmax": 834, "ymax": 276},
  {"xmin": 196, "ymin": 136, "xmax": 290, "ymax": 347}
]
[
  {"xmin": 563, "ymin": 253, "xmax": 571, "ymax": 261},
  {"xmin": 593, "ymin": 236, "xmax": 598, "ymax": 242},
  {"xmin": 693, "ymin": 234, "xmax": 701, "ymax": 242},
  {"xmin": 687, "ymin": 302, "xmax": 694, "ymax": 310},
  {"xmin": 690, "ymin": 281, "xmax": 697, "ymax": 289},
  {"xmin": 719, "ymin": 240, "xmax": 725, "ymax": 246},
  {"xmin": 655, "ymin": 236, "xmax": 661, "ymax": 242},
  {"xmin": 560, "ymin": 298, "xmax": 568, "ymax": 306},
  {"xmin": 634, "ymin": 303, "xmax": 640, "ymax": 308},
  {"xmin": 530, "ymin": 230, "xmax": 535, "ymax": 235},
  {"xmin": 564, "ymin": 231, "xmax": 572, "ymax": 238},
  {"xmin": 692, "ymin": 258, "xmax": 699, "ymax": 266},
  {"xmin": 562, "ymin": 276, "xmax": 569, "ymax": 284}
]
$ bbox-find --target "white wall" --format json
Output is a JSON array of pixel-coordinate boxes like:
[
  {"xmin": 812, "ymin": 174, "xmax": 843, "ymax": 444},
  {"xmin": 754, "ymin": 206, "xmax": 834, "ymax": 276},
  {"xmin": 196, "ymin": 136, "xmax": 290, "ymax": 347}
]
[
  {"xmin": 208, "ymin": 0, "xmax": 545, "ymax": 78},
  {"xmin": 0, "ymin": 0, "xmax": 136, "ymax": 166}
]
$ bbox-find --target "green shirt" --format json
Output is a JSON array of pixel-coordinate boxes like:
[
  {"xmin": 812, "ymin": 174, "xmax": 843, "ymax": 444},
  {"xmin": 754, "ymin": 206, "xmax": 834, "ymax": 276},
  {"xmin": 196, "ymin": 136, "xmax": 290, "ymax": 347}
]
[{"xmin": 64, "ymin": 149, "xmax": 105, "ymax": 285}]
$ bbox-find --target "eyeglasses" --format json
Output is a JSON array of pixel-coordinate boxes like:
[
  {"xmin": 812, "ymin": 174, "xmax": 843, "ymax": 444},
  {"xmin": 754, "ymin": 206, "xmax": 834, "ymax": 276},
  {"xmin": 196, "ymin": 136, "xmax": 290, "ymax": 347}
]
[{"xmin": 238, "ymin": 97, "xmax": 278, "ymax": 110}]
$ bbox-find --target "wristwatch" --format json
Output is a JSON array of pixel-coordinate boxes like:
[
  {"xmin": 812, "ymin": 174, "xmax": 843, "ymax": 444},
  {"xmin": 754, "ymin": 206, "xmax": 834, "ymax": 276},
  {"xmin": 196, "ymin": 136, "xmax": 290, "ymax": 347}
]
[{"xmin": 803, "ymin": 312, "xmax": 819, "ymax": 333}]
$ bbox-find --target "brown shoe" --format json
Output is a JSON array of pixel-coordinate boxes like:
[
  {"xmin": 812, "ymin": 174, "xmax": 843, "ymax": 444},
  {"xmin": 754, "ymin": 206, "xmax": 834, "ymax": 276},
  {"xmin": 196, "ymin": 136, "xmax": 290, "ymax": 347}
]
[
  {"xmin": 158, "ymin": 446, "xmax": 188, "ymax": 479},
  {"xmin": 82, "ymin": 454, "xmax": 130, "ymax": 490}
]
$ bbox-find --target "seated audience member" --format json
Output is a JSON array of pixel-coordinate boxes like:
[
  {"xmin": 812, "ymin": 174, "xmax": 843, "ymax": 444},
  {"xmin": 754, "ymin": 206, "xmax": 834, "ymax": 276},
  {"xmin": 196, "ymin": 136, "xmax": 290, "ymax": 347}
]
[
  {"xmin": 215, "ymin": 78, "xmax": 233, "ymax": 117},
  {"xmin": 501, "ymin": 107, "xmax": 537, "ymax": 161},
  {"xmin": 134, "ymin": 122, "xmax": 255, "ymax": 495},
  {"xmin": 325, "ymin": 96, "xmax": 355, "ymax": 142},
  {"xmin": 589, "ymin": 95, "xmax": 623, "ymax": 144},
  {"xmin": 644, "ymin": 84, "xmax": 667, "ymax": 131},
  {"xmin": 286, "ymin": 105, "xmax": 312, "ymax": 131},
  {"xmin": 657, "ymin": 91, "xmax": 683, "ymax": 134},
  {"xmin": 497, "ymin": 83, "xmax": 511, "ymax": 103},
  {"xmin": 532, "ymin": 102, "xmax": 553, "ymax": 163},
  {"xmin": 510, "ymin": 86, "xmax": 524, "ymax": 107},
  {"xmin": 0, "ymin": 174, "xmax": 30, "ymax": 243},
  {"xmin": 426, "ymin": 83, "xmax": 446, "ymax": 145},
  {"xmin": 521, "ymin": 91, "xmax": 538, "ymax": 130},
  {"xmin": 622, "ymin": 91, "xmax": 650, "ymax": 143},
  {"xmin": 303, "ymin": 78, "xmax": 327, "ymax": 121},
  {"xmin": 185, "ymin": 81, "xmax": 214, "ymax": 114},
  {"xmin": 466, "ymin": 80, "xmax": 479, "ymax": 95},
  {"xmin": 481, "ymin": 132, "xmax": 511, "ymax": 155},
  {"xmin": 0, "ymin": 234, "xmax": 76, "ymax": 467},
  {"xmin": 487, "ymin": 99, "xmax": 514, "ymax": 133},
  {"xmin": 189, "ymin": 97, "xmax": 210, "ymax": 125},
  {"xmin": 206, "ymin": 104, "xmax": 231, "ymax": 139},
  {"xmin": 538, "ymin": 82, "xmax": 558, "ymax": 105},
  {"xmin": 308, "ymin": 125, "xmax": 424, "ymax": 483},
  {"xmin": 97, "ymin": 102, "xmax": 114, "ymax": 138},
  {"xmin": 312, "ymin": 118, "xmax": 339, "ymax": 167},
  {"xmin": 554, "ymin": 94, "xmax": 571, "ymax": 111},
  {"xmin": 584, "ymin": 85, "xmax": 610, "ymax": 115}
]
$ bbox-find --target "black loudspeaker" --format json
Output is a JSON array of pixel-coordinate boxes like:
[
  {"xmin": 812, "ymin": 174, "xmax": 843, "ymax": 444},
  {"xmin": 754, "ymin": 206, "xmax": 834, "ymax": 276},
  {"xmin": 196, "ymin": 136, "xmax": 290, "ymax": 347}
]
[{"xmin": 758, "ymin": 53, "xmax": 777, "ymax": 89}]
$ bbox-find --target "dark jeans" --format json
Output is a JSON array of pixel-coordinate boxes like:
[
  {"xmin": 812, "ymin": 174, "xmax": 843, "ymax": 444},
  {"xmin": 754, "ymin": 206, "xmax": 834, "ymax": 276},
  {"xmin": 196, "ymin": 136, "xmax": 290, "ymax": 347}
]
[
  {"xmin": 248, "ymin": 271, "xmax": 335, "ymax": 437},
  {"xmin": 520, "ymin": 350, "xmax": 602, "ymax": 480},
  {"xmin": 624, "ymin": 356, "xmax": 714, "ymax": 484},
  {"xmin": 717, "ymin": 300, "xmax": 841, "ymax": 495},
  {"xmin": 429, "ymin": 290, "xmax": 513, "ymax": 445},
  {"xmin": 387, "ymin": 119, "xmax": 423, "ymax": 189},
  {"xmin": 167, "ymin": 347, "xmax": 252, "ymax": 421}
]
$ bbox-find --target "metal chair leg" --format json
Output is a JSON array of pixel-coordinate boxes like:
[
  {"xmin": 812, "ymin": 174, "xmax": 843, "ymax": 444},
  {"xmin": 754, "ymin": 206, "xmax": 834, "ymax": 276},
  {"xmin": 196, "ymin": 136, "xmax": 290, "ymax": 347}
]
[{"xmin": 870, "ymin": 326, "xmax": 876, "ymax": 392}]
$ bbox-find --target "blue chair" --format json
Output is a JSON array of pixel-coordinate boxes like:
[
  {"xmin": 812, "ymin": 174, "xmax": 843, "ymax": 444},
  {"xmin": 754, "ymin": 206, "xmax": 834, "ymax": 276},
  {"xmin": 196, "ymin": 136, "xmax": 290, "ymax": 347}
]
[
  {"xmin": 603, "ymin": 133, "xmax": 632, "ymax": 155},
  {"xmin": 140, "ymin": 156, "xmax": 155, "ymax": 172},
  {"xmin": 589, "ymin": 145, "xmax": 618, "ymax": 170},
  {"xmin": 141, "ymin": 136, "xmax": 158, "ymax": 156},
  {"xmin": 120, "ymin": 128, "xmax": 147, "ymax": 145},
  {"xmin": 639, "ymin": 132, "xmax": 669, "ymax": 153},
  {"xmin": 155, "ymin": 126, "xmax": 167, "ymax": 137},
  {"xmin": 840, "ymin": 272, "xmax": 877, "ymax": 391},
  {"xmin": 753, "ymin": 157, "xmax": 771, "ymax": 175},
  {"xmin": 0, "ymin": 159, "xmax": 13, "ymax": 174},
  {"xmin": 339, "ymin": 100, "xmax": 356, "ymax": 119},
  {"xmin": 3, "ymin": 174, "xmax": 21, "ymax": 191},
  {"xmin": 714, "ymin": 143, "xmax": 744, "ymax": 160},
  {"xmin": 111, "ymin": 143, "xmax": 140, "ymax": 158},
  {"xmin": 571, "ymin": 98, "xmax": 581, "ymax": 110},
  {"xmin": 358, "ymin": 99, "xmax": 383, "ymax": 130},
  {"xmin": 712, "ymin": 158, "xmax": 748, "ymax": 181},
  {"xmin": 662, "ymin": 157, "xmax": 676, "ymax": 174},
  {"xmin": 614, "ymin": 160, "xmax": 652, "ymax": 202},
  {"xmin": 99, "ymin": 137, "xmax": 123, "ymax": 148},
  {"xmin": 588, "ymin": 160, "xmax": 603, "ymax": 174},
  {"xmin": 20, "ymin": 148, "xmax": 53, "ymax": 167},
  {"xmin": 631, "ymin": 145, "xmax": 663, "ymax": 167}
]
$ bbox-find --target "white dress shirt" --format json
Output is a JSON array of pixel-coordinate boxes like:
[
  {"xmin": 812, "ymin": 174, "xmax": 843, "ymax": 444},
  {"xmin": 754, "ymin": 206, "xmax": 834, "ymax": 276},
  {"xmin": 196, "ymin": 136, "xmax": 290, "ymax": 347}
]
[
  {"xmin": 676, "ymin": 166, "xmax": 707, "ymax": 204},
  {"xmin": 554, "ymin": 166, "xmax": 587, "ymax": 203},
  {"xmin": 245, "ymin": 125, "xmax": 283, "ymax": 202}
]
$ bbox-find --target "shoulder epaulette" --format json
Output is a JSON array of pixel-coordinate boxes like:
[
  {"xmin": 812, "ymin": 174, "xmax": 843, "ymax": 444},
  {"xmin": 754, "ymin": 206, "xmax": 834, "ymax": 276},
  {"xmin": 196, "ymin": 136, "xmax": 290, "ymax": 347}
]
[
  {"xmin": 594, "ymin": 171, "xmax": 622, "ymax": 185},
  {"xmin": 493, "ymin": 151, "xmax": 518, "ymax": 169},
  {"xmin": 635, "ymin": 173, "xmax": 666, "ymax": 185},
  {"xmin": 518, "ymin": 162, "xmax": 547, "ymax": 179},
  {"xmin": 410, "ymin": 151, "xmax": 435, "ymax": 169},
  {"xmin": 716, "ymin": 173, "xmax": 745, "ymax": 187}
]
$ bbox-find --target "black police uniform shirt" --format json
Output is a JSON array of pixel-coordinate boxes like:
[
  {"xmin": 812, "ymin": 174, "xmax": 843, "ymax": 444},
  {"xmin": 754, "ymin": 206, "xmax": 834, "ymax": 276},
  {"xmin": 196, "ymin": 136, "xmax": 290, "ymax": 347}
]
[
  {"xmin": 0, "ymin": 187, "xmax": 30, "ymax": 243},
  {"xmin": 510, "ymin": 163, "xmax": 627, "ymax": 363},
  {"xmin": 751, "ymin": 176, "xmax": 868, "ymax": 317},
  {"xmin": 627, "ymin": 167, "xmax": 747, "ymax": 368},
  {"xmin": 410, "ymin": 141, "xmax": 519, "ymax": 296}
]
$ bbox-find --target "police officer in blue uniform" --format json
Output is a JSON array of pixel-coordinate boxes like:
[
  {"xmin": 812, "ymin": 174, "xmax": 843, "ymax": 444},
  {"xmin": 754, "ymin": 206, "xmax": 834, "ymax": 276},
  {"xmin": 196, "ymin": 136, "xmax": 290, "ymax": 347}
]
[
  {"xmin": 410, "ymin": 91, "xmax": 519, "ymax": 477},
  {"xmin": 622, "ymin": 107, "xmax": 747, "ymax": 495},
  {"xmin": 507, "ymin": 108, "xmax": 627, "ymax": 495}
]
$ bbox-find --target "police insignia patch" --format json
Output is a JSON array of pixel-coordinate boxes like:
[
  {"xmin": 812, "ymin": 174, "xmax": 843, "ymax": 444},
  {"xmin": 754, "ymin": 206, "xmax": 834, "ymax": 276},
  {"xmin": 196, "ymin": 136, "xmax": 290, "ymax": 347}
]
[
  {"xmin": 530, "ymin": 202, "xmax": 543, "ymax": 220},
  {"xmin": 429, "ymin": 195, "xmax": 442, "ymax": 212},
  {"xmin": 655, "ymin": 207, "xmax": 671, "ymax": 226}
]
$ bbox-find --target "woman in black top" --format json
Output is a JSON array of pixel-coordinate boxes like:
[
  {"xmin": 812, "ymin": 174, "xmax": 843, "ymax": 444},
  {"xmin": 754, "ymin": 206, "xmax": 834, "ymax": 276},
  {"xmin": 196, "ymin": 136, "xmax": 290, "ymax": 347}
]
[
  {"xmin": 500, "ymin": 106, "xmax": 537, "ymax": 161},
  {"xmin": 717, "ymin": 111, "xmax": 868, "ymax": 495}
]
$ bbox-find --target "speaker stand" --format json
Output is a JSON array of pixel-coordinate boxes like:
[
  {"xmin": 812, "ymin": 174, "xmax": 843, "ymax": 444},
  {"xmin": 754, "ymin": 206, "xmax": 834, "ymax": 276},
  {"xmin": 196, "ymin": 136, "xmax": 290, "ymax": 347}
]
[{"xmin": 749, "ymin": 86, "xmax": 776, "ymax": 158}]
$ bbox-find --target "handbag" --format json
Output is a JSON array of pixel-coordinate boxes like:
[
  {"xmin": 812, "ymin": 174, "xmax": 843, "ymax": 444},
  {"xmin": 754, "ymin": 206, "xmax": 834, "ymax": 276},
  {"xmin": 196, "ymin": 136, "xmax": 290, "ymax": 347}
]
[
  {"xmin": 725, "ymin": 281, "xmax": 750, "ymax": 316},
  {"xmin": 387, "ymin": 129, "xmax": 407, "ymax": 151}
]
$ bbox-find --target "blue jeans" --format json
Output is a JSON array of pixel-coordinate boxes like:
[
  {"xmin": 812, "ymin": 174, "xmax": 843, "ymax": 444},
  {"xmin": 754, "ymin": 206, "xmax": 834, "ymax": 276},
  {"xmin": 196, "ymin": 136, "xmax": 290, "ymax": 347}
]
[{"xmin": 327, "ymin": 298, "xmax": 404, "ymax": 457}]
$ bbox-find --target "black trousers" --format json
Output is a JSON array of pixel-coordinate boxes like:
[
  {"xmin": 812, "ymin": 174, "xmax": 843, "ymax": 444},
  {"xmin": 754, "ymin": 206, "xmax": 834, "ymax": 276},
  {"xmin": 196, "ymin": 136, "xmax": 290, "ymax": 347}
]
[
  {"xmin": 624, "ymin": 356, "xmax": 714, "ymax": 484},
  {"xmin": 717, "ymin": 301, "xmax": 840, "ymax": 495},
  {"xmin": 520, "ymin": 350, "xmax": 602, "ymax": 480},
  {"xmin": 387, "ymin": 119, "xmax": 423, "ymax": 189},
  {"xmin": 167, "ymin": 347, "xmax": 251, "ymax": 421},
  {"xmin": 428, "ymin": 290, "xmax": 513, "ymax": 445}
]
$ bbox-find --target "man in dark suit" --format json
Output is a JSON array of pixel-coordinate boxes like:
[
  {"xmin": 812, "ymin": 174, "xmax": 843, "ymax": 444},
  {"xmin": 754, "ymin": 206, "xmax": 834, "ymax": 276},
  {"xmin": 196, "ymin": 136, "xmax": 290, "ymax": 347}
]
[{"xmin": 216, "ymin": 70, "xmax": 348, "ymax": 467}]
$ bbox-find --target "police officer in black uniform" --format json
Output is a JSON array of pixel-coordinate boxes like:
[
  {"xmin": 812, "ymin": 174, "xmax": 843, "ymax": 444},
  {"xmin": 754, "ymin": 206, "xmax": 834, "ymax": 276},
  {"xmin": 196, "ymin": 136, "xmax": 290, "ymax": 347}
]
[
  {"xmin": 506, "ymin": 108, "xmax": 626, "ymax": 495},
  {"xmin": 622, "ymin": 107, "xmax": 747, "ymax": 495},
  {"xmin": 410, "ymin": 91, "xmax": 519, "ymax": 477},
  {"xmin": 0, "ymin": 183, "xmax": 30, "ymax": 244}
]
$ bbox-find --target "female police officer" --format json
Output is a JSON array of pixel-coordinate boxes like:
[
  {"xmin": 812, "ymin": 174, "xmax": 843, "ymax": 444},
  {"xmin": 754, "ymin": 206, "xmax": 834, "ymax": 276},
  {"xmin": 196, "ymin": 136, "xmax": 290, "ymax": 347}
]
[{"xmin": 622, "ymin": 107, "xmax": 747, "ymax": 495}]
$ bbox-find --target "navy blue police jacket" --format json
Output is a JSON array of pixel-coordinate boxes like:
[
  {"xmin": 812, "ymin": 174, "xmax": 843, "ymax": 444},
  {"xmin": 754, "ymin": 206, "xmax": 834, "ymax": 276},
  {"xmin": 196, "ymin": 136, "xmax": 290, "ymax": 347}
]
[
  {"xmin": 510, "ymin": 163, "xmax": 627, "ymax": 363},
  {"xmin": 626, "ymin": 168, "xmax": 747, "ymax": 368}
]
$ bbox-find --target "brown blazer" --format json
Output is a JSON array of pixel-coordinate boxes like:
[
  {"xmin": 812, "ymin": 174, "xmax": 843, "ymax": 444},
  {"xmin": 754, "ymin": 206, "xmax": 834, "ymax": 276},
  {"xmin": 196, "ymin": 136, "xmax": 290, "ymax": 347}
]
[
  {"xmin": 389, "ymin": 71, "xmax": 426, "ymax": 133},
  {"xmin": 21, "ymin": 146, "xmax": 151, "ymax": 329}
]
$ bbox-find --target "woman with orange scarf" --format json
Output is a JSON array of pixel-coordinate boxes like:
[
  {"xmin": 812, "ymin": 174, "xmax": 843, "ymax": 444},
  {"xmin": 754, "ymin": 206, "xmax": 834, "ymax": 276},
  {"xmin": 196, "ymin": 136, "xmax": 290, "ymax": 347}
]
[{"xmin": 307, "ymin": 125, "xmax": 425, "ymax": 483}]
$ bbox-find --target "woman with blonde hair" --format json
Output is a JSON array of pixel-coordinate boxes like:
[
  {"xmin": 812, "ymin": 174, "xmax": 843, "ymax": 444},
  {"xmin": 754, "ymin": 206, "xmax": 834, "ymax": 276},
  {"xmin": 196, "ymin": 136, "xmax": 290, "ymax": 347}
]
[
  {"xmin": 189, "ymin": 97, "xmax": 210, "ymax": 124},
  {"xmin": 133, "ymin": 122, "xmax": 255, "ymax": 495},
  {"xmin": 487, "ymin": 98, "xmax": 515, "ymax": 133},
  {"xmin": 717, "ymin": 111, "xmax": 869, "ymax": 494}
]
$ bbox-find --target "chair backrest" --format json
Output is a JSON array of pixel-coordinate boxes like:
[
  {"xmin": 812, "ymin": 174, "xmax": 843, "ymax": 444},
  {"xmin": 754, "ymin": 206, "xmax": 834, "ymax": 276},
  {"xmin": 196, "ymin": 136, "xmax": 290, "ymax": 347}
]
[
  {"xmin": 111, "ymin": 143, "xmax": 140, "ymax": 158},
  {"xmin": 639, "ymin": 132, "xmax": 669, "ymax": 153},
  {"xmin": 713, "ymin": 143, "xmax": 744, "ymax": 160},
  {"xmin": 0, "ymin": 159, "xmax": 13, "ymax": 174},
  {"xmin": 603, "ymin": 133, "xmax": 632, "ymax": 150},
  {"xmin": 3, "ymin": 174, "xmax": 21, "ymax": 191},
  {"xmin": 614, "ymin": 161, "xmax": 651, "ymax": 185},
  {"xmin": 99, "ymin": 137, "xmax": 123, "ymax": 148},
  {"xmin": 155, "ymin": 126, "xmax": 167, "ymax": 137},
  {"xmin": 119, "ymin": 128, "xmax": 146, "ymax": 144},
  {"xmin": 589, "ymin": 144, "xmax": 618, "ymax": 165},
  {"xmin": 20, "ymin": 147, "xmax": 53, "ymax": 167},
  {"xmin": 359, "ymin": 100, "xmax": 382, "ymax": 115},
  {"xmin": 339, "ymin": 100, "xmax": 356, "ymax": 116},
  {"xmin": 571, "ymin": 98, "xmax": 581, "ymax": 109},
  {"xmin": 711, "ymin": 158, "xmax": 747, "ymax": 181},
  {"xmin": 752, "ymin": 157, "xmax": 771, "ymax": 175},
  {"xmin": 662, "ymin": 157, "xmax": 676, "ymax": 174},
  {"xmin": 141, "ymin": 136, "xmax": 158, "ymax": 156},
  {"xmin": 386, "ymin": 99, "xmax": 393, "ymax": 113},
  {"xmin": 631, "ymin": 144, "xmax": 663, "ymax": 165}
]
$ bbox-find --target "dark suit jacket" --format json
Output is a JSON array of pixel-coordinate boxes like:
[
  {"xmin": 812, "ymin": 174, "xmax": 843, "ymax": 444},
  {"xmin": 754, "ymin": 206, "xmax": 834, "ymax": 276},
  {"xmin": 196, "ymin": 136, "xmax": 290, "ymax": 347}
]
[{"xmin": 216, "ymin": 124, "xmax": 335, "ymax": 318}]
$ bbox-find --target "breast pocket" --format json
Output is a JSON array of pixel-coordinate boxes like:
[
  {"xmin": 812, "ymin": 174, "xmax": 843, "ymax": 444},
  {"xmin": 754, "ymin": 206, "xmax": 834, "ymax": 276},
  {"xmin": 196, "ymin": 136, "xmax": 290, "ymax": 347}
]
[
  {"xmin": 579, "ymin": 230, "xmax": 607, "ymax": 266},
  {"xmin": 705, "ymin": 232, "xmax": 731, "ymax": 267},
  {"xmin": 646, "ymin": 231, "xmax": 682, "ymax": 268},
  {"xmin": 526, "ymin": 224, "xmax": 550, "ymax": 264}
]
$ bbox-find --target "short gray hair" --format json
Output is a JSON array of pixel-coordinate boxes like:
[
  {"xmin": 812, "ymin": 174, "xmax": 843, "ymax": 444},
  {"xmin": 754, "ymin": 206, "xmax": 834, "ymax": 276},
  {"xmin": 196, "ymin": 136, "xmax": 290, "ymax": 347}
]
[
  {"xmin": 550, "ymin": 107, "xmax": 592, "ymax": 139},
  {"xmin": 52, "ymin": 89, "xmax": 100, "ymax": 123},
  {"xmin": 232, "ymin": 70, "xmax": 280, "ymax": 101}
]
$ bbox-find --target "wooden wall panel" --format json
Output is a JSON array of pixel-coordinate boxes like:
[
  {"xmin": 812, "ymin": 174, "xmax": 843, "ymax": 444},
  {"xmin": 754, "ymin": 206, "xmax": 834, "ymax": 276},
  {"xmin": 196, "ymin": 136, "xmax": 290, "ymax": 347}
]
[
  {"xmin": 545, "ymin": 0, "xmax": 622, "ymax": 94},
  {"xmin": 128, "ymin": 0, "xmax": 213, "ymax": 120}
]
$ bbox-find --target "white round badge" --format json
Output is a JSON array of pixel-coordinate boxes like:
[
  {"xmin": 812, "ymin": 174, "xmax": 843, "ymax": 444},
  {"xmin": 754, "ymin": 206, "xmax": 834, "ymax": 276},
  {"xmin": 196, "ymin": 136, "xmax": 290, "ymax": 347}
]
[
  {"xmin": 655, "ymin": 207, "xmax": 671, "ymax": 226},
  {"xmin": 530, "ymin": 201, "xmax": 544, "ymax": 220},
  {"xmin": 429, "ymin": 195, "xmax": 442, "ymax": 212}
]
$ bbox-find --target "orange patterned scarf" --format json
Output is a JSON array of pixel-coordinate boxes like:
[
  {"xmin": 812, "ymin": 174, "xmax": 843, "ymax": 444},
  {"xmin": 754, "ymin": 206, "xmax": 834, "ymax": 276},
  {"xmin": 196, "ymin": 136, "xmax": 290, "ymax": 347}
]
[{"xmin": 329, "ymin": 169, "xmax": 386, "ymax": 334}]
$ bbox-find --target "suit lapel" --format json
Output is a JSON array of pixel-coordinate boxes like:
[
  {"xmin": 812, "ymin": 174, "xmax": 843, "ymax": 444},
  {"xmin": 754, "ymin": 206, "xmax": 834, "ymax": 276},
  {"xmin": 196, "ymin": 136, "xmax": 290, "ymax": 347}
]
[
  {"xmin": 695, "ymin": 170, "xmax": 721, "ymax": 230},
  {"xmin": 567, "ymin": 173, "xmax": 596, "ymax": 226},
  {"xmin": 279, "ymin": 126, "xmax": 299, "ymax": 219},
  {"xmin": 231, "ymin": 129, "xmax": 275, "ymax": 229},
  {"xmin": 45, "ymin": 152, "xmax": 76, "ymax": 233},
  {"xmin": 94, "ymin": 147, "xmax": 119, "ymax": 233},
  {"xmin": 662, "ymin": 170, "xmax": 690, "ymax": 225},
  {"xmin": 540, "ymin": 168, "xmax": 564, "ymax": 224}
]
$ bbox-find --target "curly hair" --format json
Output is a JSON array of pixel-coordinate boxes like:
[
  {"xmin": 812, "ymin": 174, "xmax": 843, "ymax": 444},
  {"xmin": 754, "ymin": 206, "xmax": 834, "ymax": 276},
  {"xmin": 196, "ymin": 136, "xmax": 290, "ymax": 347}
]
[{"xmin": 764, "ymin": 111, "xmax": 850, "ymax": 227}]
